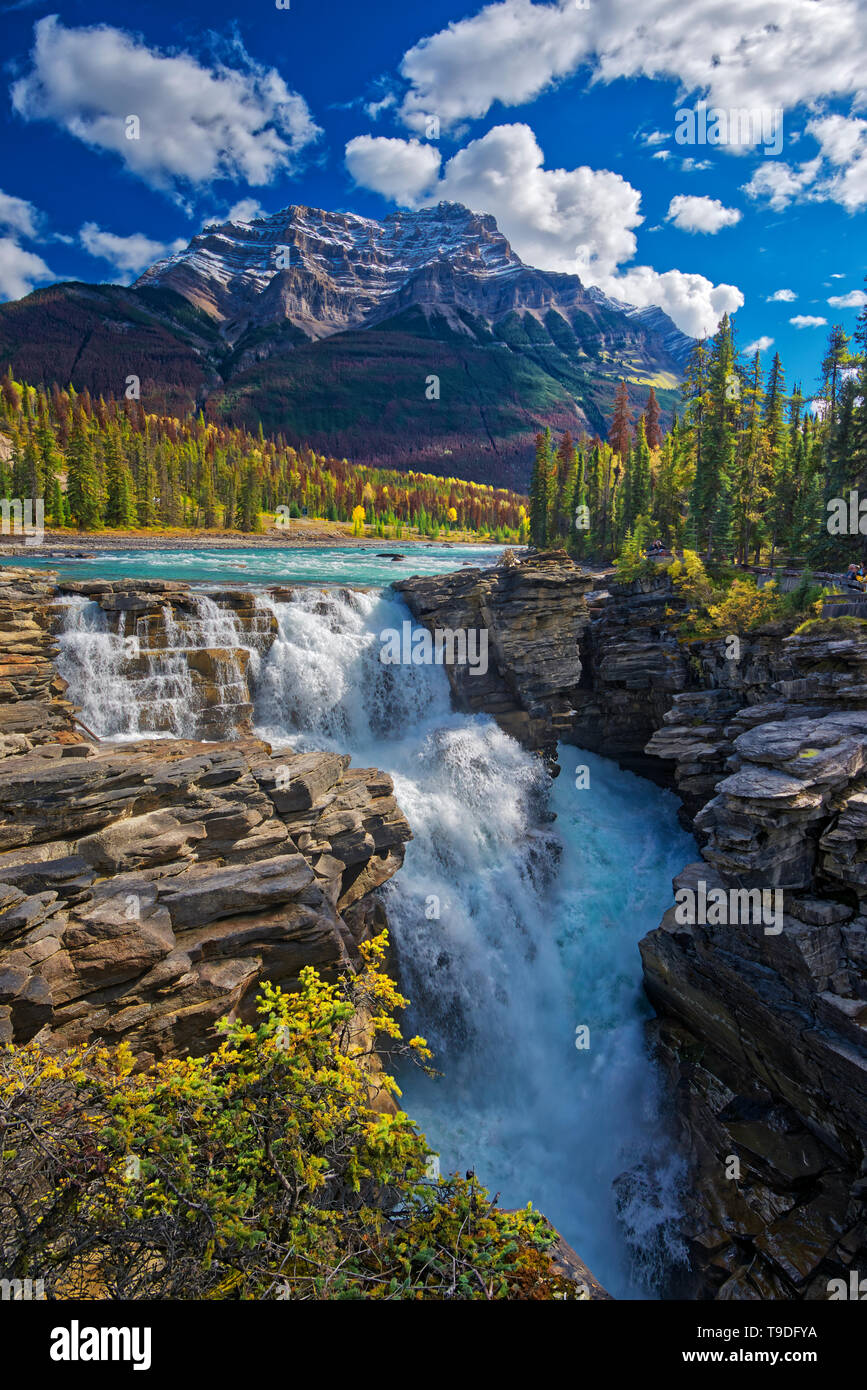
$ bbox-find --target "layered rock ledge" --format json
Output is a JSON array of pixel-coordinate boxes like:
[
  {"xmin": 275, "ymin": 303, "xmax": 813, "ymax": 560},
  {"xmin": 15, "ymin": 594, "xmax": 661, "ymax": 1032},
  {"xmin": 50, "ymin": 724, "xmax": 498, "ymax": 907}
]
[
  {"xmin": 0, "ymin": 733, "xmax": 411, "ymax": 1063},
  {"xmin": 0, "ymin": 569, "xmax": 412, "ymax": 1063}
]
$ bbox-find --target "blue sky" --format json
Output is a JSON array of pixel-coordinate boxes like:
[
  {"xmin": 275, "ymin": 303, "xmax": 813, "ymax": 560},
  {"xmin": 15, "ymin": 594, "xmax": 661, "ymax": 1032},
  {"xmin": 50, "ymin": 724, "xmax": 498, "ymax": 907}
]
[{"xmin": 1, "ymin": 0, "xmax": 865, "ymax": 392}]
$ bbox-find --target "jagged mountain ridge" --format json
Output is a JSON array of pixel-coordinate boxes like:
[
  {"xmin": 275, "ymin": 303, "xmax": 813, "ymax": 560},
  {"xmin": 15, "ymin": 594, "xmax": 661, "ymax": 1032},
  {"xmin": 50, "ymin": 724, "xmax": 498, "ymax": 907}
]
[
  {"xmin": 138, "ymin": 201, "xmax": 693, "ymax": 362},
  {"xmin": 0, "ymin": 202, "xmax": 692, "ymax": 489}
]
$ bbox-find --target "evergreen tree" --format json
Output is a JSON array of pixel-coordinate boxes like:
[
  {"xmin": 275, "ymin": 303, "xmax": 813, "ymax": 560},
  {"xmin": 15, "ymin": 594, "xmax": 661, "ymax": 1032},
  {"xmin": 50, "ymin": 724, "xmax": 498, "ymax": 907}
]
[
  {"xmin": 688, "ymin": 317, "xmax": 736, "ymax": 563},
  {"xmin": 66, "ymin": 409, "xmax": 103, "ymax": 529},
  {"xmin": 643, "ymin": 387, "xmax": 662, "ymax": 449},
  {"xmin": 609, "ymin": 380, "xmax": 632, "ymax": 462},
  {"xmin": 238, "ymin": 461, "xmax": 263, "ymax": 533},
  {"xmin": 529, "ymin": 428, "xmax": 554, "ymax": 547},
  {"xmin": 762, "ymin": 353, "xmax": 788, "ymax": 565}
]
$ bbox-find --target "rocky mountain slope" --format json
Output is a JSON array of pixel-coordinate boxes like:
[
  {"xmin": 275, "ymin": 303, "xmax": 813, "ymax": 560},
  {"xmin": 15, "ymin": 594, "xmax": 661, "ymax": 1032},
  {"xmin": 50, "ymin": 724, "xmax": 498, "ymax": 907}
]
[
  {"xmin": 397, "ymin": 552, "xmax": 867, "ymax": 1300},
  {"xmin": 0, "ymin": 203, "xmax": 690, "ymax": 489}
]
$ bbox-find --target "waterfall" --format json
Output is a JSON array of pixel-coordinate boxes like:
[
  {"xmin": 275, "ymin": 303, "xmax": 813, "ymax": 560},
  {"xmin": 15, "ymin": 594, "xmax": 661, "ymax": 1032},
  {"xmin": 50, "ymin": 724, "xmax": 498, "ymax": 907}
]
[
  {"xmin": 54, "ymin": 592, "xmax": 258, "ymax": 740},
  {"xmin": 253, "ymin": 586, "xmax": 695, "ymax": 1298},
  {"xmin": 55, "ymin": 581, "xmax": 695, "ymax": 1296}
]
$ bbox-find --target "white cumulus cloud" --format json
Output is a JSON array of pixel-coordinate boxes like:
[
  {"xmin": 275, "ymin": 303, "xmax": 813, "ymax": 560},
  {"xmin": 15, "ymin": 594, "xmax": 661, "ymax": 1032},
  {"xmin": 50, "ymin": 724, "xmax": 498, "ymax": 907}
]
[
  {"xmin": 0, "ymin": 237, "xmax": 54, "ymax": 300},
  {"xmin": 593, "ymin": 266, "xmax": 744, "ymax": 339},
  {"xmin": 745, "ymin": 115, "xmax": 867, "ymax": 211},
  {"xmin": 11, "ymin": 17, "xmax": 321, "ymax": 195},
  {"xmin": 226, "ymin": 199, "xmax": 267, "ymax": 224},
  {"xmin": 827, "ymin": 289, "xmax": 867, "ymax": 308},
  {"xmin": 344, "ymin": 123, "xmax": 742, "ymax": 337},
  {"xmin": 743, "ymin": 158, "xmax": 822, "ymax": 211},
  {"xmin": 790, "ymin": 314, "xmax": 828, "ymax": 327},
  {"xmin": 767, "ymin": 288, "xmax": 797, "ymax": 302},
  {"xmin": 79, "ymin": 223, "xmax": 187, "ymax": 278},
  {"xmin": 345, "ymin": 136, "xmax": 442, "ymax": 203},
  {"xmin": 743, "ymin": 336, "xmax": 774, "ymax": 355},
  {"xmin": 666, "ymin": 195, "xmax": 741, "ymax": 233},
  {"xmin": 0, "ymin": 190, "xmax": 40, "ymax": 239},
  {"xmin": 396, "ymin": 0, "xmax": 867, "ymax": 134}
]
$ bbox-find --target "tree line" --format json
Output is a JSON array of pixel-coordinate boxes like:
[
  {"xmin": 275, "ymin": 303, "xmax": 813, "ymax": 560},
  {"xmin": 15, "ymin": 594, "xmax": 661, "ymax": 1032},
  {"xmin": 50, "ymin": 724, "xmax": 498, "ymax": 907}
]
[
  {"xmin": 0, "ymin": 378, "xmax": 529, "ymax": 540},
  {"xmin": 530, "ymin": 284, "xmax": 867, "ymax": 571}
]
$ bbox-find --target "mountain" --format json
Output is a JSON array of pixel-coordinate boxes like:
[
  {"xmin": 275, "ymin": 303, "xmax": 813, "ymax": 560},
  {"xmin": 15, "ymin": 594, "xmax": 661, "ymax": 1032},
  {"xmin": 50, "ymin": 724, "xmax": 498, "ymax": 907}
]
[{"xmin": 0, "ymin": 202, "xmax": 692, "ymax": 489}]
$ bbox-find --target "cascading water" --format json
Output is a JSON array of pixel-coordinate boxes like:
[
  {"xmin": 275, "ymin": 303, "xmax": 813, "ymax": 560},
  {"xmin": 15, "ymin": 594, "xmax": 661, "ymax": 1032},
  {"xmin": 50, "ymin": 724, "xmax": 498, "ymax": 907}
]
[
  {"xmin": 54, "ymin": 592, "xmax": 256, "ymax": 739},
  {"xmin": 254, "ymin": 586, "xmax": 696, "ymax": 1298},
  {"xmin": 55, "ymin": 580, "xmax": 695, "ymax": 1295}
]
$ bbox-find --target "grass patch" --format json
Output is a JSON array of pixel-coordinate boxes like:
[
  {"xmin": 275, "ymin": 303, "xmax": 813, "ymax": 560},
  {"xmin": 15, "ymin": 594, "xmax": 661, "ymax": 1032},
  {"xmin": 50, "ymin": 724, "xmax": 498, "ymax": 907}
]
[{"xmin": 792, "ymin": 616, "xmax": 867, "ymax": 637}]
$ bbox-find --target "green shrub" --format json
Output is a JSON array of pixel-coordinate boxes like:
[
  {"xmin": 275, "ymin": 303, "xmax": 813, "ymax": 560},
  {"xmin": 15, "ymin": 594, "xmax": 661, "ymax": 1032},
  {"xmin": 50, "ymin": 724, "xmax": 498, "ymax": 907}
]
[{"xmin": 0, "ymin": 936, "xmax": 574, "ymax": 1301}]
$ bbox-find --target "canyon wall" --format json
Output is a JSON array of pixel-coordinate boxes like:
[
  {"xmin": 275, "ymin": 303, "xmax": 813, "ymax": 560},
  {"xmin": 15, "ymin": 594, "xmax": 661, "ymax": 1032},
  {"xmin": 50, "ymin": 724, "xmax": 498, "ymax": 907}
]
[{"xmin": 398, "ymin": 551, "xmax": 867, "ymax": 1300}]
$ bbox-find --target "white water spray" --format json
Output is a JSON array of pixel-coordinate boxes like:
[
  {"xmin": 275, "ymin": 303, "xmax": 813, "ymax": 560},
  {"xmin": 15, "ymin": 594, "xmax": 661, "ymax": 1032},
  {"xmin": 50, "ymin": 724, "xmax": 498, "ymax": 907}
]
[
  {"xmin": 55, "ymin": 582, "xmax": 695, "ymax": 1295},
  {"xmin": 254, "ymin": 586, "xmax": 695, "ymax": 1297},
  {"xmin": 54, "ymin": 592, "xmax": 257, "ymax": 739}
]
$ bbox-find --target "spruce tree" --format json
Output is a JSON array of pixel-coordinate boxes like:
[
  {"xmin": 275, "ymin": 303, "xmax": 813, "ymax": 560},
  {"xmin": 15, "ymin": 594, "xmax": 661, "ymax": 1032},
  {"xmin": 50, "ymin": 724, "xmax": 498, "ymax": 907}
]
[
  {"xmin": 529, "ymin": 428, "xmax": 553, "ymax": 547},
  {"xmin": 643, "ymin": 386, "xmax": 662, "ymax": 449},
  {"xmin": 609, "ymin": 380, "xmax": 632, "ymax": 462},
  {"xmin": 66, "ymin": 409, "xmax": 103, "ymax": 530},
  {"xmin": 689, "ymin": 315, "xmax": 736, "ymax": 564}
]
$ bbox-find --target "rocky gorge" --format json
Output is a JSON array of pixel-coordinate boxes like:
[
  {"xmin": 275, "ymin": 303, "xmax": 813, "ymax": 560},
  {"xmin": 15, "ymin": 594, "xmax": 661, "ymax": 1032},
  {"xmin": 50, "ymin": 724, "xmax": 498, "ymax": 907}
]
[
  {"xmin": 1, "ymin": 550, "xmax": 865, "ymax": 1301},
  {"xmin": 396, "ymin": 551, "xmax": 867, "ymax": 1301}
]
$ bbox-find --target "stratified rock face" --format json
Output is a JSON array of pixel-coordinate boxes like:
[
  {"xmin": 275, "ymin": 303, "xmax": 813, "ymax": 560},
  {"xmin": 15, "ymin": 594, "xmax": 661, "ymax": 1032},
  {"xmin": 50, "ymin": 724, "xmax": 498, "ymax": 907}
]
[
  {"xmin": 641, "ymin": 708, "xmax": 867, "ymax": 1298},
  {"xmin": 396, "ymin": 550, "xmax": 593, "ymax": 754},
  {"xmin": 0, "ymin": 569, "xmax": 80, "ymax": 753},
  {"xmin": 397, "ymin": 559, "xmax": 690, "ymax": 778},
  {"xmin": 0, "ymin": 580, "xmax": 412, "ymax": 1066},
  {"xmin": 398, "ymin": 549, "xmax": 867, "ymax": 1299}
]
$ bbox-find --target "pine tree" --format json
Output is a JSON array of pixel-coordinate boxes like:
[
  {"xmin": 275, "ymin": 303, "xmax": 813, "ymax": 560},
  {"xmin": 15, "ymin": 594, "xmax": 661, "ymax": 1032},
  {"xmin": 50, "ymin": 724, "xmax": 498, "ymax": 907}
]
[
  {"xmin": 631, "ymin": 416, "xmax": 652, "ymax": 523},
  {"xmin": 852, "ymin": 286, "xmax": 867, "ymax": 491},
  {"xmin": 732, "ymin": 351, "xmax": 764, "ymax": 565},
  {"xmin": 609, "ymin": 380, "xmax": 632, "ymax": 462},
  {"xmin": 762, "ymin": 353, "xmax": 788, "ymax": 565},
  {"xmin": 66, "ymin": 409, "xmax": 103, "ymax": 529},
  {"xmin": 238, "ymin": 461, "xmax": 263, "ymax": 533},
  {"xmin": 529, "ymin": 428, "xmax": 554, "ymax": 547},
  {"xmin": 689, "ymin": 315, "xmax": 736, "ymax": 564},
  {"xmin": 643, "ymin": 387, "xmax": 662, "ymax": 450},
  {"xmin": 682, "ymin": 339, "xmax": 711, "ymax": 550}
]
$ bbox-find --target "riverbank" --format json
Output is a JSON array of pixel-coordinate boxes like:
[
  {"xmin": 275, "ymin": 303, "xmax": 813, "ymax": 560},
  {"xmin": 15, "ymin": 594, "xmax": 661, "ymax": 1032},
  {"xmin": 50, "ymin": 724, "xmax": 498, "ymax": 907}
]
[{"xmin": 0, "ymin": 518, "xmax": 509, "ymax": 554}]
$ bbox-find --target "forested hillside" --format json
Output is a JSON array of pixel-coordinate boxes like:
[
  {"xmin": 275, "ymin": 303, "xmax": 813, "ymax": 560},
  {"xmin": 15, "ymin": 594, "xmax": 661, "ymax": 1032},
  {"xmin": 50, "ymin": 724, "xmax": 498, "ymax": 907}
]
[{"xmin": 0, "ymin": 376, "xmax": 528, "ymax": 541}]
